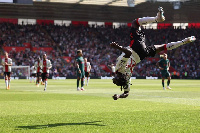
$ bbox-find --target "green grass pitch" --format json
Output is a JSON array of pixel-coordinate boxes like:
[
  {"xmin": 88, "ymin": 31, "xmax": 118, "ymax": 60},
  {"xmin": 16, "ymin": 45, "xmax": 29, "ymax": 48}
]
[{"xmin": 0, "ymin": 79, "xmax": 200, "ymax": 133}]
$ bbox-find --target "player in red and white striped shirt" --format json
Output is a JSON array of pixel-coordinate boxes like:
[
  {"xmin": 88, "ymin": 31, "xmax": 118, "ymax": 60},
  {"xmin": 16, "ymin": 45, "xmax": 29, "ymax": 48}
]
[
  {"xmin": 39, "ymin": 54, "xmax": 52, "ymax": 91},
  {"xmin": 84, "ymin": 58, "xmax": 91, "ymax": 86},
  {"xmin": 1, "ymin": 52, "xmax": 12, "ymax": 90},
  {"xmin": 34, "ymin": 57, "xmax": 42, "ymax": 87}
]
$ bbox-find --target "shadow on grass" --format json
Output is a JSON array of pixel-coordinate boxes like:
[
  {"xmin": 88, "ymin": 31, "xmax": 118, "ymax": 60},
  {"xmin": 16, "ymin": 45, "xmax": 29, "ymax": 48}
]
[{"xmin": 16, "ymin": 121, "xmax": 106, "ymax": 130}]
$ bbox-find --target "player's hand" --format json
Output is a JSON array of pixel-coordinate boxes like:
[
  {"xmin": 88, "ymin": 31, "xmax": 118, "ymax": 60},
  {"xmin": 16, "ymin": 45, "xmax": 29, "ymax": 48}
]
[
  {"xmin": 79, "ymin": 70, "xmax": 81, "ymax": 73},
  {"xmin": 110, "ymin": 42, "xmax": 121, "ymax": 49},
  {"xmin": 159, "ymin": 67, "xmax": 164, "ymax": 70},
  {"xmin": 5, "ymin": 62, "xmax": 8, "ymax": 65}
]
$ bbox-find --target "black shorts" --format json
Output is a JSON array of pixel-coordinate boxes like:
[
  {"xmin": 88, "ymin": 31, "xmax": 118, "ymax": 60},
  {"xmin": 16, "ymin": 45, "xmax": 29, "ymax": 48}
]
[
  {"xmin": 132, "ymin": 45, "xmax": 156, "ymax": 60},
  {"xmin": 112, "ymin": 72, "xmax": 115, "ymax": 76},
  {"xmin": 31, "ymin": 73, "xmax": 37, "ymax": 77},
  {"xmin": 37, "ymin": 72, "xmax": 41, "ymax": 78},
  {"xmin": 41, "ymin": 73, "xmax": 49, "ymax": 81},
  {"xmin": 85, "ymin": 71, "xmax": 90, "ymax": 77},
  {"xmin": 4, "ymin": 72, "xmax": 11, "ymax": 77}
]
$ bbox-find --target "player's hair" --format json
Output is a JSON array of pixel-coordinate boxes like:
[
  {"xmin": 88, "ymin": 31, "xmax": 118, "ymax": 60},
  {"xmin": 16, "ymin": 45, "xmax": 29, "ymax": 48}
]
[
  {"xmin": 77, "ymin": 50, "xmax": 82, "ymax": 54},
  {"xmin": 4, "ymin": 51, "xmax": 8, "ymax": 55},
  {"xmin": 113, "ymin": 72, "xmax": 130, "ymax": 91}
]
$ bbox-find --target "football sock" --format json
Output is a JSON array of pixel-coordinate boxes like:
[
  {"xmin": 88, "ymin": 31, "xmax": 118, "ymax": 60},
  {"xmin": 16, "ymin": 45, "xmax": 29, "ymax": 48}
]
[
  {"xmin": 136, "ymin": 17, "xmax": 157, "ymax": 26},
  {"xmin": 87, "ymin": 78, "xmax": 89, "ymax": 85},
  {"xmin": 30, "ymin": 77, "xmax": 32, "ymax": 82},
  {"xmin": 165, "ymin": 41, "xmax": 185, "ymax": 50},
  {"xmin": 167, "ymin": 80, "xmax": 170, "ymax": 86},
  {"xmin": 81, "ymin": 80, "xmax": 84, "ymax": 87},
  {"xmin": 45, "ymin": 80, "xmax": 47, "ymax": 89},
  {"xmin": 5, "ymin": 79, "xmax": 8, "ymax": 88},
  {"xmin": 165, "ymin": 37, "xmax": 195, "ymax": 50},
  {"xmin": 8, "ymin": 79, "xmax": 10, "ymax": 86},
  {"xmin": 162, "ymin": 80, "xmax": 164, "ymax": 87},
  {"xmin": 77, "ymin": 79, "xmax": 80, "ymax": 88}
]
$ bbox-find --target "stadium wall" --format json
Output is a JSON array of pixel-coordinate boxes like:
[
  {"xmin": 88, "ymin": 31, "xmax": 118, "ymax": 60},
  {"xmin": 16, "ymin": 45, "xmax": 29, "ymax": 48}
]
[{"xmin": 1, "ymin": 17, "xmax": 200, "ymax": 29}]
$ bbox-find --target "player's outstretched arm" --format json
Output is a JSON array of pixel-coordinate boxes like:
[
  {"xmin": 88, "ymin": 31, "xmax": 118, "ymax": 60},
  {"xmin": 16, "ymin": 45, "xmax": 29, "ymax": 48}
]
[
  {"xmin": 112, "ymin": 91, "xmax": 129, "ymax": 100},
  {"xmin": 110, "ymin": 42, "xmax": 131, "ymax": 58}
]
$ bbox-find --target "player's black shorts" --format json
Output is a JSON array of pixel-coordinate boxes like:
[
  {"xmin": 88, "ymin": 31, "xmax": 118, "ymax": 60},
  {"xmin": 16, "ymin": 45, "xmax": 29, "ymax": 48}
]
[
  {"xmin": 37, "ymin": 72, "xmax": 41, "ymax": 77},
  {"xmin": 41, "ymin": 72, "xmax": 49, "ymax": 81},
  {"xmin": 4, "ymin": 72, "xmax": 11, "ymax": 77},
  {"xmin": 85, "ymin": 71, "xmax": 90, "ymax": 77},
  {"xmin": 112, "ymin": 72, "xmax": 115, "ymax": 76},
  {"xmin": 31, "ymin": 73, "xmax": 37, "ymax": 77},
  {"xmin": 132, "ymin": 45, "xmax": 156, "ymax": 60}
]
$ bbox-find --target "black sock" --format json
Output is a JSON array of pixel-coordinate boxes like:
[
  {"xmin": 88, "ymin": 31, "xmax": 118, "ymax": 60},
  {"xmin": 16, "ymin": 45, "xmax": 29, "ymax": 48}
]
[
  {"xmin": 162, "ymin": 80, "xmax": 164, "ymax": 87},
  {"xmin": 167, "ymin": 80, "xmax": 170, "ymax": 86},
  {"xmin": 77, "ymin": 79, "xmax": 80, "ymax": 88},
  {"xmin": 81, "ymin": 80, "xmax": 84, "ymax": 87}
]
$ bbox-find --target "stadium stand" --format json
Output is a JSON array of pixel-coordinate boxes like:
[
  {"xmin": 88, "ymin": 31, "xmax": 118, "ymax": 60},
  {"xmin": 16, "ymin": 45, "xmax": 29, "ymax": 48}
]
[{"xmin": 0, "ymin": 21, "xmax": 199, "ymax": 79}]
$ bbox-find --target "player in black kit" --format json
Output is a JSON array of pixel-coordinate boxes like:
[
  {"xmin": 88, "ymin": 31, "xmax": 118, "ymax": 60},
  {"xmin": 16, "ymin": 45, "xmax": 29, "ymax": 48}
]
[{"xmin": 111, "ymin": 7, "xmax": 196, "ymax": 100}]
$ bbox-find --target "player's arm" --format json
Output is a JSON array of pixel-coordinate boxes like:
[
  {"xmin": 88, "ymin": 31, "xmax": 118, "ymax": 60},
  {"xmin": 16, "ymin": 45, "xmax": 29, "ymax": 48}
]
[
  {"xmin": 48, "ymin": 60, "xmax": 52, "ymax": 70},
  {"xmin": 110, "ymin": 42, "xmax": 132, "ymax": 58},
  {"xmin": 167, "ymin": 62, "xmax": 170, "ymax": 70},
  {"xmin": 75, "ymin": 59, "xmax": 81, "ymax": 73},
  {"xmin": 1, "ymin": 60, "xmax": 5, "ymax": 66},
  {"xmin": 6, "ymin": 59, "xmax": 12, "ymax": 66},
  {"xmin": 39, "ymin": 61, "xmax": 43, "ymax": 71},
  {"xmin": 89, "ymin": 64, "xmax": 91, "ymax": 72},
  {"xmin": 156, "ymin": 61, "xmax": 164, "ymax": 70}
]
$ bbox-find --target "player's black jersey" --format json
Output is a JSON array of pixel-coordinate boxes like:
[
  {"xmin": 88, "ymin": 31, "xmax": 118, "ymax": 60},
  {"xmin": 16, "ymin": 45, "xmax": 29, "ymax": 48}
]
[{"xmin": 129, "ymin": 27, "xmax": 147, "ymax": 60}]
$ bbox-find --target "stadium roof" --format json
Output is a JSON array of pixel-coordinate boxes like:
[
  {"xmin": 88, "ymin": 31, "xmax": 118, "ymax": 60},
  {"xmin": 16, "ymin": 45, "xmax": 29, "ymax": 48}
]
[
  {"xmin": 33, "ymin": 0, "xmax": 146, "ymax": 7},
  {"xmin": 33, "ymin": 0, "xmax": 191, "ymax": 7}
]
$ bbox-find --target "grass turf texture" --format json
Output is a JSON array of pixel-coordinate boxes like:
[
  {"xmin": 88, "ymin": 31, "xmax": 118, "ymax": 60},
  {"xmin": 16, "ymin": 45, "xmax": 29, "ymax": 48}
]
[{"xmin": 0, "ymin": 79, "xmax": 200, "ymax": 133}]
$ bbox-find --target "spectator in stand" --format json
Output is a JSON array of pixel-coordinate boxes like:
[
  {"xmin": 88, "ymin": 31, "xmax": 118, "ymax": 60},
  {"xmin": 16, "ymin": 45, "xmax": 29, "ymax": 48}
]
[{"xmin": 1, "ymin": 22, "xmax": 199, "ymax": 79}]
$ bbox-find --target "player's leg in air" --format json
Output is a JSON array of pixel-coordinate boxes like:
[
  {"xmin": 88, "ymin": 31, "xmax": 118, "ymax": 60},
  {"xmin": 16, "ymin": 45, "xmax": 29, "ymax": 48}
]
[{"xmin": 111, "ymin": 7, "xmax": 196, "ymax": 100}]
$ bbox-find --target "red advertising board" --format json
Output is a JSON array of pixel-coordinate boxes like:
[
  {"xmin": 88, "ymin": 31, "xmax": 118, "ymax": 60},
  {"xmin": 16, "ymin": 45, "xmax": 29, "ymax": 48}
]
[
  {"xmin": 157, "ymin": 23, "xmax": 173, "ymax": 29},
  {"xmin": 31, "ymin": 47, "xmax": 53, "ymax": 52},
  {"xmin": 0, "ymin": 18, "xmax": 18, "ymax": 24},
  {"xmin": 36, "ymin": 20, "xmax": 54, "ymax": 25},
  {"xmin": 3, "ymin": 47, "xmax": 25, "ymax": 52},
  {"xmin": 188, "ymin": 23, "xmax": 200, "ymax": 28},
  {"xmin": 23, "ymin": 43, "xmax": 31, "ymax": 48}
]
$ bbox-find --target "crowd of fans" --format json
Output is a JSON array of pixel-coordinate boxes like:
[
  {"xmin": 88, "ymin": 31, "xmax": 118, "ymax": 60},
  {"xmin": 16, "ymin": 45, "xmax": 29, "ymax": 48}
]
[{"xmin": 0, "ymin": 22, "xmax": 199, "ymax": 79}]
